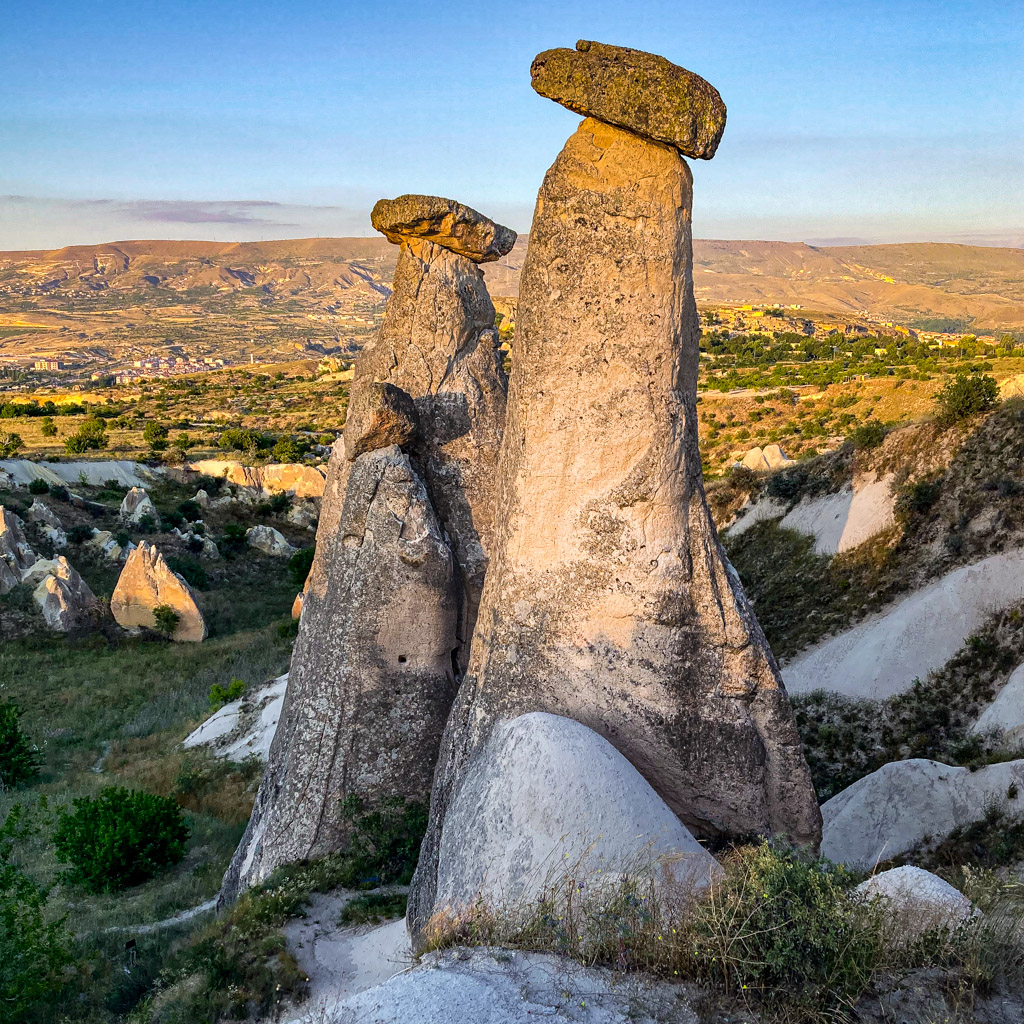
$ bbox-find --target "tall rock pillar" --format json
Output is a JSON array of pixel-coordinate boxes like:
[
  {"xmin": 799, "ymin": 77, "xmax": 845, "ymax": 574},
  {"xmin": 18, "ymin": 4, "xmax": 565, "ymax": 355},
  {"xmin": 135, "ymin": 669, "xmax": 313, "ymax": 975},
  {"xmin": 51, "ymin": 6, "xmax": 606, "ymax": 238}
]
[
  {"xmin": 222, "ymin": 198, "xmax": 515, "ymax": 900},
  {"xmin": 410, "ymin": 42, "xmax": 821, "ymax": 939}
]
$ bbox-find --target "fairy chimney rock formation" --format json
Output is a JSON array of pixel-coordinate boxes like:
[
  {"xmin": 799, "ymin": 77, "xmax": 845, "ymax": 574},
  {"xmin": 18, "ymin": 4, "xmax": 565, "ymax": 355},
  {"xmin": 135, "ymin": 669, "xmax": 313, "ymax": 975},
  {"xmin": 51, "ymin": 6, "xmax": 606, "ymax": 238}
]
[
  {"xmin": 221, "ymin": 444, "xmax": 458, "ymax": 899},
  {"xmin": 531, "ymin": 40, "xmax": 727, "ymax": 159},
  {"xmin": 111, "ymin": 542, "xmax": 207, "ymax": 642},
  {"xmin": 409, "ymin": 46, "xmax": 819, "ymax": 941}
]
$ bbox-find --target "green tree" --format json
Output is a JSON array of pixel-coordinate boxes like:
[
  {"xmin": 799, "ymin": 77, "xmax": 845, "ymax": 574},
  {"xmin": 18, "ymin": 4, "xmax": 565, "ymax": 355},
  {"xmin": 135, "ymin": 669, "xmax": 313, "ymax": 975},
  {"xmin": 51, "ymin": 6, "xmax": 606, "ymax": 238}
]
[
  {"xmin": 153, "ymin": 604, "xmax": 181, "ymax": 636},
  {"xmin": 935, "ymin": 372, "xmax": 999, "ymax": 424},
  {"xmin": 0, "ymin": 700, "xmax": 41, "ymax": 788},
  {"xmin": 39, "ymin": 417, "xmax": 57, "ymax": 438},
  {"xmin": 0, "ymin": 431, "xmax": 24, "ymax": 458}
]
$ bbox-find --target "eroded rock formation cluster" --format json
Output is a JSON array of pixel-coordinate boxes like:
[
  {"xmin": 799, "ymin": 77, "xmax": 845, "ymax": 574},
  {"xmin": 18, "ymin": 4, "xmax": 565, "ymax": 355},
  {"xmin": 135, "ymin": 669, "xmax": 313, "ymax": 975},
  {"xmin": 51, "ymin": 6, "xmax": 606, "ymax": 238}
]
[{"xmin": 224, "ymin": 39, "xmax": 821, "ymax": 935}]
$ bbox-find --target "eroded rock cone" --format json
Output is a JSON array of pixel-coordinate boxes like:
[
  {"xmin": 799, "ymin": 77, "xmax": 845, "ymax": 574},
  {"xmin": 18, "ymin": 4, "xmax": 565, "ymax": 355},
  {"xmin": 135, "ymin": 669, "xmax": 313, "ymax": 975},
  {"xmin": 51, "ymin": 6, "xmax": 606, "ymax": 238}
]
[
  {"xmin": 221, "ymin": 445, "xmax": 458, "ymax": 899},
  {"xmin": 409, "ymin": 70, "xmax": 819, "ymax": 940},
  {"xmin": 111, "ymin": 542, "xmax": 207, "ymax": 642}
]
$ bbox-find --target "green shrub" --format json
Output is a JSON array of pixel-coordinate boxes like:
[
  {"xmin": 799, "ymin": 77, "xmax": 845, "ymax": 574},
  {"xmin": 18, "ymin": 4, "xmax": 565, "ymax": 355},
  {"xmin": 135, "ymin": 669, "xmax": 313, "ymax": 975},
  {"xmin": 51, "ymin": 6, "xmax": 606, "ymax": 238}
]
[
  {"xmin": 66, "ymin": 524, "xmax": 93, "ymax": 545},
  {"xmin": 0, "ymin": 700, "xmax": 41, "ymax": 787},
  {"xmin": 271, "ymin": 436, "xmax": 307, "ymax": 463},
  {"xmin": 339, "ymin": 891, "xmax": 407, "ymax": 926},
  {"xmin": 27, "ymin": 478, "xmax": 50, "ymax": 495},
  {"xmin": 0, "ymin": 431, "xmax": 23, "ymax": 458},
  {"xmin": 177, "ymin": 499, "xmax": 202, "ymax": 521},
  {"xmin": 64, "ymin": 416, "xmax": 107, "ymax": 454},
  {"xmin": 894, "ymin": 477, "xmax": 943, "ymax": 526},
  {"xmin": 137, "ymin": 512, "xmax": 157, "ymax": 534},
  {"xmin": 166, "ymin": 556, "xmax": 209, "ymax": 591},
  {"xmin": 48, "ymin": 485, "xmax": 69, "ymax": 502},
  {"xmin": 39, "ymin": 417, "xmax": 57, "ymax": 438},
  {"xmin": 218, "ymin": 522, "xmax": 248, "ymax": 557},
  {"xmin": 163, "ymin": 509, "xmax": 185, "ymax": 530},
  {"xmin": 848, "ymin": 420, "xmax": 885, "ymax": 449},
  {"xmin": 339, "ymin": 794, "xmax": 428, "ymax": 887},
  {"xmin": 935, "ymin": 372, "xmax": 999, "ymax": 424},
  {"xmin": 0, "ymin": 807, "xmax": 73, "ymax": 1017},
  {"xmin": 52, "ymin": 786, "xmax": 189, "ymax": 892},
  {"xmin": 209, "ymin": 678, "xmax": 246, "ymax": 708},
  {"xmin": 269, "ymin": 492, "xmax": 291, "ymax": 515},
  {"xmin": 153, "ymin": 604, "xmax": 181, "ymax": 636},
  {"xmin": 288, "ymin": 547, "xmax": 315, "ymax": 588},
  {"xmin": 218, "ymin": 428, "xmax": 268, "ymax": 455}
]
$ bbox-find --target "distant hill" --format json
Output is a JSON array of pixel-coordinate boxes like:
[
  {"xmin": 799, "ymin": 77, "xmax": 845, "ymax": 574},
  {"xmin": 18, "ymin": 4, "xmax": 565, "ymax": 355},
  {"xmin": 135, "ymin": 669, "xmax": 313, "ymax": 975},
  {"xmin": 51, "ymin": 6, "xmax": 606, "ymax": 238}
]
[{"xmin": 1, "ymin": 236, "xmax": 1022, "ymax": 333}]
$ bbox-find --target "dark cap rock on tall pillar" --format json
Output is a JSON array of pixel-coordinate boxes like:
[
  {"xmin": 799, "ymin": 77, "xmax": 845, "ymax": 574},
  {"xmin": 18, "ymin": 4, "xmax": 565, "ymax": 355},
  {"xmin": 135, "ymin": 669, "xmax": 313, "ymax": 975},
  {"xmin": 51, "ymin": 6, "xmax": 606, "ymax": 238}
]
[{"xmin": 531, "ymin": 39, "xmax": 727, "ymax": 159}]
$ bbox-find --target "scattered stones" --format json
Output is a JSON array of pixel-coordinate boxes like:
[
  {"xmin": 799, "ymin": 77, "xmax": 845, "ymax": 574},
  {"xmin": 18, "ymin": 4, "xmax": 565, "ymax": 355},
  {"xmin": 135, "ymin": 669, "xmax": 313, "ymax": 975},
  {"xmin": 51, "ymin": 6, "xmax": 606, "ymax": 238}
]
[
  {"xmin": 184, "ymin": 673, "xmax": 289, "ymax": 762},
  {"xmin": 221, "ymin": 446, "xmax": 459, "ymax": 900},
  {"xmin": 25, "ymin": 500, "xmax": 66, "ymax": 548},
  {"xmin": 0, "ymin": 507, "xmax": 36, "ymax": 594},
  {"xmin": 370, "ymin": 195, "xmax": 517, "ymax": 263},
  {"xmin": 411, "ymin": 72, "xmax": 817, "ymax": 940},
  {"xmin": 855, "ymin": 866, "xmax": 975, "ymax": 941},
  {"xmin": 821, "ymin": 757, "xmax": 1024, "ymax": 870},
  {"xmin": 245, "ymin": 524, "xmax": 296, "ymax": 558},
  {"xmin": 27, "ymin": 556, "xmax": 97, "ymax": 631},
  {"xmin": 110, "ymin": 541, "xmax": 207, "ymax": 642},
  {"xmin": 119, "ymin": 486, "xmax": 158, "ymax": 526},
  {"xmin": 286, "ymin": 501, "xmax": 319, "ymax": 530},
  {"xmin": 345, "ymin": 382, "xmax": 420, "ymax": 459},
  {"xmin": 434, "ymin": 713, "xmax": 720, "ymax": 920},
  {"xmin": 531, "ymin": 40, "xmax": 727, "ymax": 159}
]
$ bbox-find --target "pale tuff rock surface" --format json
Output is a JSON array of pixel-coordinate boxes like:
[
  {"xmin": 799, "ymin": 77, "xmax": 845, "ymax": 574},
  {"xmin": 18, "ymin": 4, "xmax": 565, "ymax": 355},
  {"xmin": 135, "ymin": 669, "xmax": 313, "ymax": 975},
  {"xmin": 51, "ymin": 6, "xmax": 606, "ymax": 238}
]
[
  {"xmin": 855, "ymin": 866, "xmax": 975, "ymax": 941},
  {"xmin": 740, "ymin": 444, "xmax": 792, "ymax": 472},
  {"xmin": 26, "ymin": 500, "xmax": 66, "ymax": 548},
  {"xmin": 328, "ymin": 947, "xmax": 698, "ymax": 1024},
  {"xmin": 187, "ymin": 460, "xmax": 327, "ymax": 499},
  {"xmin": 86, "ymin": 529, "xmax": 127, "ymax": 562},
  {"xmin": 221, "ymin": 446, "xmax": 458, "ymax": 899},
  {"xmin": 184, "ymin": 673, "xmax": 289, "ymax": 762},
  {"xmin": 972, "ymin": 661, "xmax": 1024, "ymax": 743},
  {"xmin": 433, "ymin": 713, "xmax": 720, "ymax": 920},
  {"xmin": 410, "ymin": 113, "xmax": 819, "ymax": 939},
  {"xmin": 784, "ymin": 549, "xmax": 1024, "ymax": 700},
  {"xmin": 370, "ymin": 195, "xmax": 517, "ymax": 263},
  {"xmin": 821, "ymin": 757, "xmax": 1024, "ymax": 870},
  {"xmin": 531, "ymin": 40, "xmax": 727, "ymax": 158},
  {"xmin": 110, "ymin": 541, "xmax": 207, "ymax": 642},
  {"xmin": 0, "ymin": 507, "xmax": 35, "ymax": 593},
  {"xmin": 28, "ymin": 556, "xmax": 97, "ymax": 631},
  {"xmin": 119, "ymin": 486, "xmax": 158, "ymax": 525},
  {"xmin": 245, "ymin": 524, "xmax": 296, "ymax": 558}
]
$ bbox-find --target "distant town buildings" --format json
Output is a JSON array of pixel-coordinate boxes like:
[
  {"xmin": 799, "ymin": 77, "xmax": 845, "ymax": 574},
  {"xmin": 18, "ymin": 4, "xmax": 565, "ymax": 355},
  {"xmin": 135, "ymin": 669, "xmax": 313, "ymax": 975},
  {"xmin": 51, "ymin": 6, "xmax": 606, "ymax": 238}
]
[{"xmin": 33, "ymin": 358, "xmax": 64, "ymax": 370}]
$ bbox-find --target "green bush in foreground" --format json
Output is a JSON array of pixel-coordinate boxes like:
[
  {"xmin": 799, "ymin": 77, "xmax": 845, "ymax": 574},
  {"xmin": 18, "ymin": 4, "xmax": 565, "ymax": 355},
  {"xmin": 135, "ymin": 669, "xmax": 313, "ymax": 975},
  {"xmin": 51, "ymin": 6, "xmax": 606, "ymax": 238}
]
[
  {"xmin": 0, "ymin": 807, "xmax": 73, "ymax": 1019},
  {"xmin": 209, "ymin": 678, "xmax": 246, "ymax": 708},
  {"xmin": 935, "ymin": 371, "xmax": 999, "ymax": 424},
  {"xmin": 0, "ymin": 699, "xmax": 41, "ymax": 788},
  {"xmin": 52, "ymin": 786, "xmax": 190, "ymax": 893}
]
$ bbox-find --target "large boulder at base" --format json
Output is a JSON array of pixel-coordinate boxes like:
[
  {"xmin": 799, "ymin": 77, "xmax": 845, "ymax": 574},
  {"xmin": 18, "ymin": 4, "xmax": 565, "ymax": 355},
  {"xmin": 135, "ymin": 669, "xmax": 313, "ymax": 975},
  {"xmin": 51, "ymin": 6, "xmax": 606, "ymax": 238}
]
[
  {"xmin": 972, "ymin": 661, "xmax": 1024, "ymax": 743},
  {"xmin": 221, "ymin": 447, "xmax": 458, "ymax": 900},
  {"xmin": 119, "ymin": 486, "xmax": 158, "ymax": 525},
  {"xmin": 183, "ymin": 673, "xmax": 288, "ymax": 762},
  {"xmin": 25, "ymin": 500, "xmax": 66, "ymax": 548},
  {"xmin": 822, "ymin": 758, "xmax": 1024, "ymax": 870},
  {"xmin": 411, "ymin": 101, "xmax": 818, "ymax": 941},
  {"xmin": 29, "ymin": 556, "xmax": 98, "ymax": 631},
  {"xmin": 531, "ymin": 40, "xmax": 727, "ymax": 159},
  {"xmin": 762, "ymin": 443, "xmax": 792, "ymax": 469},
  {"xmin": 245, "ymin": 524, "xmax": 296, "ymax": 558},
  {"xmin": 0, "ymin": 507, "xmax": 35, "ymax": 594},
  {"xmin": 331, "ymin": 947, "xmax": 697, "ymax": 1024},
  {"xmin": 855, "ymin": 866, "xmax": 974, "ymax": 941},
  {"xmin": 371, "ymin": 194, "xmax": 517, "ymax": 263},
  {"xmin": 110, "ymin": 542, "xmax": 207, "ymax": 642},
  {"xmin": 432, "ymin": 713, "xmax": 720, "ymax": 924}
]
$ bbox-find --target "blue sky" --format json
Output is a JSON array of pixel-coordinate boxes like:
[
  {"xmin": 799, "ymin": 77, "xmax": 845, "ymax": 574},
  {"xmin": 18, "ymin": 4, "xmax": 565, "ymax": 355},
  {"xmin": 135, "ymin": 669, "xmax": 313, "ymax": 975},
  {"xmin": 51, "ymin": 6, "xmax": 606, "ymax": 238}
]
[{"xmin": 1, "ymin": 0, "xmax": 1021, "ymax": 249}]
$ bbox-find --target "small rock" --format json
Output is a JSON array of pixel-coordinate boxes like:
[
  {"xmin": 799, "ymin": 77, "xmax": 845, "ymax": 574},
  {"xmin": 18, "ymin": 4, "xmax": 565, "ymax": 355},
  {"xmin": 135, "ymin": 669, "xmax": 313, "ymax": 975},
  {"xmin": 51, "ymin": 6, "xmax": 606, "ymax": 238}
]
[
  {"xmin": 193, "ymin": 488, "xmax": 210, "ymax": 508},
  {"xmin": 110, "ymin": 541, "xmax": 207, "ymax": 642},
  {"xmin": 531, "ymin": 40, "xmax": 727, "ymax": 159},
  {"xmin": 345, "ymin": 382, "xmax": 420, "ymax": 460},
  {"xmin": 25, "ymin": 500, "xmax": 67, "ymax": 548},
  {"xmin": 855, "ymin": 866, "xmax": 975, "ymax": 941},
  {"xmin": 371, "ymin": 194, "xmax": 517, "ymax": 263},
  {"xmin": 119, "ymin": 486, "xmax": 158, "ymax": 526},
  {"xmin": 740, "ymin": 446, "xmax": 771, "ymax": 472},
  {"xmin": 245, "ymin": 524, "xmax": 296, "ymax": 558}
]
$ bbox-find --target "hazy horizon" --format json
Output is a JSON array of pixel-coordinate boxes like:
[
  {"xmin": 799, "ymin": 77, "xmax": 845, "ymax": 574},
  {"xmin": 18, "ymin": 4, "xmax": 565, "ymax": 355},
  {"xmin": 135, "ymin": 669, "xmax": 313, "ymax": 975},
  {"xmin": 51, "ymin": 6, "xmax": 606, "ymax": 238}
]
[{"xmin": 2, "ymin": 0, "xmax": 1021, "ymax": 251}]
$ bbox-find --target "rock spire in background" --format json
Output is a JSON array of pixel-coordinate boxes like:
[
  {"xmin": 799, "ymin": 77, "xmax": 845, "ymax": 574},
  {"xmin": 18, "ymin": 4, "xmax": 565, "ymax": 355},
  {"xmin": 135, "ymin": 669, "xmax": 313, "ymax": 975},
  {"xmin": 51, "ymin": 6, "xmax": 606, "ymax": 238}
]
[{"xmin": 409, "ymin": 45, "xmax": 819, "ymax": 940}]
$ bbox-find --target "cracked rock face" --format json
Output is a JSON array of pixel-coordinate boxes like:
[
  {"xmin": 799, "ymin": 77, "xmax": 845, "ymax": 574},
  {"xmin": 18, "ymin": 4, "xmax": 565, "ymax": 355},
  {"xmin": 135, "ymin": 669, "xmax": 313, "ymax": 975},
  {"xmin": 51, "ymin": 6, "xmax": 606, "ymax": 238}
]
[
  {"xmin": 221, "ymin": 446, "xmax": 458, "ymax": 900},
  {"xmin": 371, "ymin": 194, "xmax": 517, "ymax": 263},
  {"xmin": 0, "ymin": 507, "xmax": 35, "ymax": 594},
  {"xmin": 531, "ymin": 40, "xmax": 727, "ymax": 158},
  {"xmin": 409, "ymin": 114, "xmax": 820, "ymax": 941}
]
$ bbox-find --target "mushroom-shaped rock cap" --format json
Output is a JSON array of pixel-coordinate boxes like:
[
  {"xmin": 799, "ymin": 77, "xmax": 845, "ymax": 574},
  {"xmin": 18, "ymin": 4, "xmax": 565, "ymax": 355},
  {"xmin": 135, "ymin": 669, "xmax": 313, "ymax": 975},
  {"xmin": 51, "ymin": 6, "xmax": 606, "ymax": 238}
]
[
  {"xmin": 371, "ymin": 195, "xmax": 517, "ymax": 263},
  {"xmin": 531, "ymin": 40, "xmax": 727, "ymax": 159}
]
